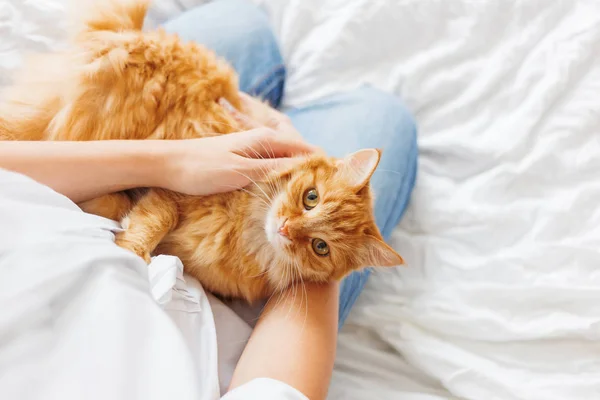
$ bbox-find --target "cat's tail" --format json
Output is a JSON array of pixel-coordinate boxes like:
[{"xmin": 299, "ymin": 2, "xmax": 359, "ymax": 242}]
[
  {"xmin": 71, "ymin": 0, "xmax": 150, "ymax": 34},
  {"xmin": 0, "ymin": 52, "xmax": 69, "ymax": 141}
]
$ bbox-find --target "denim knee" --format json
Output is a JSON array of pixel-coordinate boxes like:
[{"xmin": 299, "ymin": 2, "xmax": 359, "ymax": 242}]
[
  {"xmin": 336, "ymin": 87, "xmax": 417, "ymax": 326},
  {"xmin": 359, "ymin": 86, "xmax": 417, "ymax": 149},
  {"xmin": 163, "ymin": 0, "xmax": 285, "ymax": 106},
  {"xmin": 356, "ymin": 86, "xmax": 418, "ymax": 237},
  {"xmin": 201, "ymin": 0, "xmax": 285, "ymax": 105}
]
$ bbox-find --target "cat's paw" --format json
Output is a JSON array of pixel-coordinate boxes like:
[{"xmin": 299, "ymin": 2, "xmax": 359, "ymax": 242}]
[
  {"xmin": 114, "ymin": 233, "xmax": 152, "ymax": 264},
  {"xmin": 137, "ymin": 251, "xmax": 152, "ymax": 264}
]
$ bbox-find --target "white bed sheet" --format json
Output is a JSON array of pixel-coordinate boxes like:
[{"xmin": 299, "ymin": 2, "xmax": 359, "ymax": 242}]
[{"xmin": 2, "ymin": 0, "xmax": 600, "ymax": 399}]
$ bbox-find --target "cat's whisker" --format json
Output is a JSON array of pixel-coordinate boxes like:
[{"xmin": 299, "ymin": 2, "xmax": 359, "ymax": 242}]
[
  {"xmin": 262, "ymin": 280, "xmax": 292, "ymax": 322},
  {"xmin": 254, "ymin": 167, "xmax": 277, "ymax": 199},
  {"xmin": 247, "ymin": 267, "xmax": 270, "ymax": 278},
  {"xmin": 193, "ymin": 119, "xmax": 241, "ymax": 132},
  {"xmin": 293, "ymin": 259, "xmax": 308, "ymax": 335},
  {"xmin": 287, "ymin": 262, "xmax": 298, "ymax": 313},
  {"xmin": 261, "ymin": 174, "xmax": 280, "ymax": 205},
  {"xmin": 283, "ymin": 261, "xmax": 296, "ymax": 321},
  {"xmin": 236, "ymin": 147, "xmax": 273, "ymax": 188},
  {"xmin": 257, "ymin": 141, "xmax": 287, "ymax": 200},
  {"xmin": 263, "ymin": 287, "xmax": 278, "ymax": 311},
  {"xmin": 239, "ymin": 143, "xmax": 274, "ymax": 187},
  {"xmin": 271, "ymin": 289, "xmax": 285, "ymax": 312},
  {"xmin": 287, "ymin": 262, "xmax": 301, "ymax": 322},
  {"xmin": 241, "ymin": 140, "xmax": 285, "ymax": 198},
  {"xmin": 261, "ymin": 165, "xmax": 278, "ymax": 194},
  {"xmin": 266, "ymin": 267, "xmax": 287, "ymax": 312},
  {"xmin": 225, "ymin": 147, "xmax": 268, "ymax": 189},
  {"xmin": 227, "ymin": 170, "xmax": 273, "ymax": 206},
  {"xmin": 264, "ymin": 181, "xmax": 277, "ymax": 199},
  {"xmin": 256, "ymin": 137, "xmax": 276, "ymax": 161},
  {"xmin": 266, "ymin": 141, "xmax": 276, "ymax": 160},
  {"xmin": 377, "ymin": 168, "xmax": 404, "ymax": 176},
  {"xmin": 172, "ymin": 165, "xmax": 274, "ymax": 198},
  {"xmin": 278, "ymin": 261, "xmax": 294, "ymax": 313},
  {"xmin": 239, "ymin": 146, "xmax": 263, "ymax": 161},
  {"xmin": 273, "ymin": 169, "xmax": 285, "ymax": 192},
  {"xmin": 240, "ymin": 146, "xmax": 279, "ymax": 197},
  {"xmin": 280, "ymin": 263, "xmax": 291, "ymax": 306},
  {"xmin": 220, "ymin": 184, "xmax": 271, "ymax": 209},
  {"xmin": 260, "ymin": 280, "xmax": 286, "ymax": 322},
  {"xmin": 286, "ymin": 262, "xmax": 298, "ymax": 318}
]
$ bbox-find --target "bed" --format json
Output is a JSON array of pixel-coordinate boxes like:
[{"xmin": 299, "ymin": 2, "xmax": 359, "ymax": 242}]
[{"xmin": 3, "ymin": 0, "xmax": 600, "ymax": 399}]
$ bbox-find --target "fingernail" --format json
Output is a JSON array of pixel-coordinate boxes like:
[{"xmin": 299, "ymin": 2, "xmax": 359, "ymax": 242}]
[{"xmin": 219, "ymin": 97, "xmax": 237, "ymax": 113}]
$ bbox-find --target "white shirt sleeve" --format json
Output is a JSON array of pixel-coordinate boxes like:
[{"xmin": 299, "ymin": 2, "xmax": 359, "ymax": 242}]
[{"xmin": 221, "ymin": 378, "xmax": 308, "ymax": 400}]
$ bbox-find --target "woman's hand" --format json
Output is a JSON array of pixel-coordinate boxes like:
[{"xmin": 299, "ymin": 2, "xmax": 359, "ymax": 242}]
[
  {"xmin": 159, "ymin": 94, "xmax": 314, "ymax": 197},
  {"xmin": 220, "ymin": 93, "xmax": 304, "ymax": 140},
  {"xmin": 159, "ymin": 126, "xmax": 316, "ymax": 197}
]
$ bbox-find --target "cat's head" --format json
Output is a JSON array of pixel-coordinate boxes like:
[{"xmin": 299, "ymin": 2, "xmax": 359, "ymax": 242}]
[{"xmin": 262, "ymin": 149, "xmax": 403, "ymax": 286}]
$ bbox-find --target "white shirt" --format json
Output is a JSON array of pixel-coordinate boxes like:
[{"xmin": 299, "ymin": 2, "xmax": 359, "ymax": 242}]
[{"xmin": 0, "ymin": 169, "xmax": 307, "ymax": 400}]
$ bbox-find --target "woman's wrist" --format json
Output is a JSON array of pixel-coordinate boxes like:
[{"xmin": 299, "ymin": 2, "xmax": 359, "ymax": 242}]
[
  {"xmin": 83, "ymin": 140, "xmax": 169, "ymax": 191},
  {"xmin": 122, "ymin": 139, "xmax": 192, "ymax": 191},
  {"xmin": 229, "ymin": 280, "xmax": 339, "ymax": 399},
  {"xmin": 133, "ymin": 140, "xmax": 176, "ymax": 189},
  {"xmin": 267, "ymin": 280, "xmax": 340, "ymax": 314}
]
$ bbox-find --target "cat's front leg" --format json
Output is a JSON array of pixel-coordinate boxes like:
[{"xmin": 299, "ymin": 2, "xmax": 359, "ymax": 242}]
[
  {"xmin": 115, "ymin": 188, "xmax": 179, "ymax": 263},
  {"xmin": 79, "ymin": 192, "xmax": 132, "ymax": 221}
]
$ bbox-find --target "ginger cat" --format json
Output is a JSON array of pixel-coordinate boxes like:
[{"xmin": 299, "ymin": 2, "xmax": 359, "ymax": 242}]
[{"xmin": 0, "ymin": 0, "xmax": 403, "ymax": 301}]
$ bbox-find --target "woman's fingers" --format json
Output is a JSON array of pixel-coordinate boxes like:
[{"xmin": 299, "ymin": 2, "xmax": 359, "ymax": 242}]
[
  {"xmin": 239, "ymin": 93, "xmax": 303, "ymax": 140},
  {"xmin": 244, "ymin": 157, "xmax": 305, "ymax": 182},
  {"xmin": 218, "ymin": 94, "xmax": 318, "ymax": 162},
  {"xmin": 235, "ymin": 128, "xmax": 318, "ymax": 159},
  {"xmin": 238, "ymin": 93, "xmax": 282, "ymax": 128},
  {"xmin": 220, "ymin": 94, "xmax": 281, "ymax": 131},
  {"xmin": 219, "ymin": 97, "xmax": 262, "ymax": 130},
  {"xmin": 220, "ymin": 94, "xmax": 304, "ymax": 140}
]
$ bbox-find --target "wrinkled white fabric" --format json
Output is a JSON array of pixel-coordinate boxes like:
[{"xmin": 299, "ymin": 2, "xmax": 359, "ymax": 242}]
[
  {"xmin": 2, "ymin": 0, "xmax": 600, "ymax": 399},
  {"xmin": 253, "ymin": 1, "xmax": 600, "ymax": 399},
  {"xmin": 0, "ymin": 168, "xmax": 306, "ymax": 400}
]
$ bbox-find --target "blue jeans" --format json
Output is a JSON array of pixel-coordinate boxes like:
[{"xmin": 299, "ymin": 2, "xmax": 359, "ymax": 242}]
[{"xmin": 164, "ymin": 0, "xmax": 417, "ymax": 327}]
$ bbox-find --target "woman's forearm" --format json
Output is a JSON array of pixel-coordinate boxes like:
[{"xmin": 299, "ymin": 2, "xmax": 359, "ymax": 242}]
[
  {"xmin": 0, "ymin": 131, "xmax": 314, "ymax": 203},
  {"xmin": 0, "ymin": 141, "xmax": 165, "ymax": 203},
  {"xmin": 229, "ymin": 282, "xmax": 339, "ymax": 400}
]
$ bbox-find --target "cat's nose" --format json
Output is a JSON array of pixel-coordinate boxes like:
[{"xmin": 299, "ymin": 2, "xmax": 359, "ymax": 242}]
[{"xmin": 278, "ymin": 220, "xmax": 289, "ymax": 238}]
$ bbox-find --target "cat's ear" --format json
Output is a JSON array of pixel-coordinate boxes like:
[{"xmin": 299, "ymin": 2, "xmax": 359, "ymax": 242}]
[
  {"xmin": 337, "ymin": 148, "xmax": 381, "ymax": 190},
  {"xmin": 361, "ymin": 235, "xmax": 404, "ymax": 267}
]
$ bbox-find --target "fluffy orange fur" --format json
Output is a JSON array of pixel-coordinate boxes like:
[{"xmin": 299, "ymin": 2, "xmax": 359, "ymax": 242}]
[{"xmin": 0, "ymin": 0, "xmax": 403, "ymax": 302}]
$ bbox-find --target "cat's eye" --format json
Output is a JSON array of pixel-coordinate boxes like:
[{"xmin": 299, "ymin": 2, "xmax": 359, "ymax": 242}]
[
  {"xmin": 303, "ymin": 188, "xmax": 319, "ymax": 210},
  {"xmin": 312, "ymin": 238, "xmax": 329, "ymax": 256}
]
